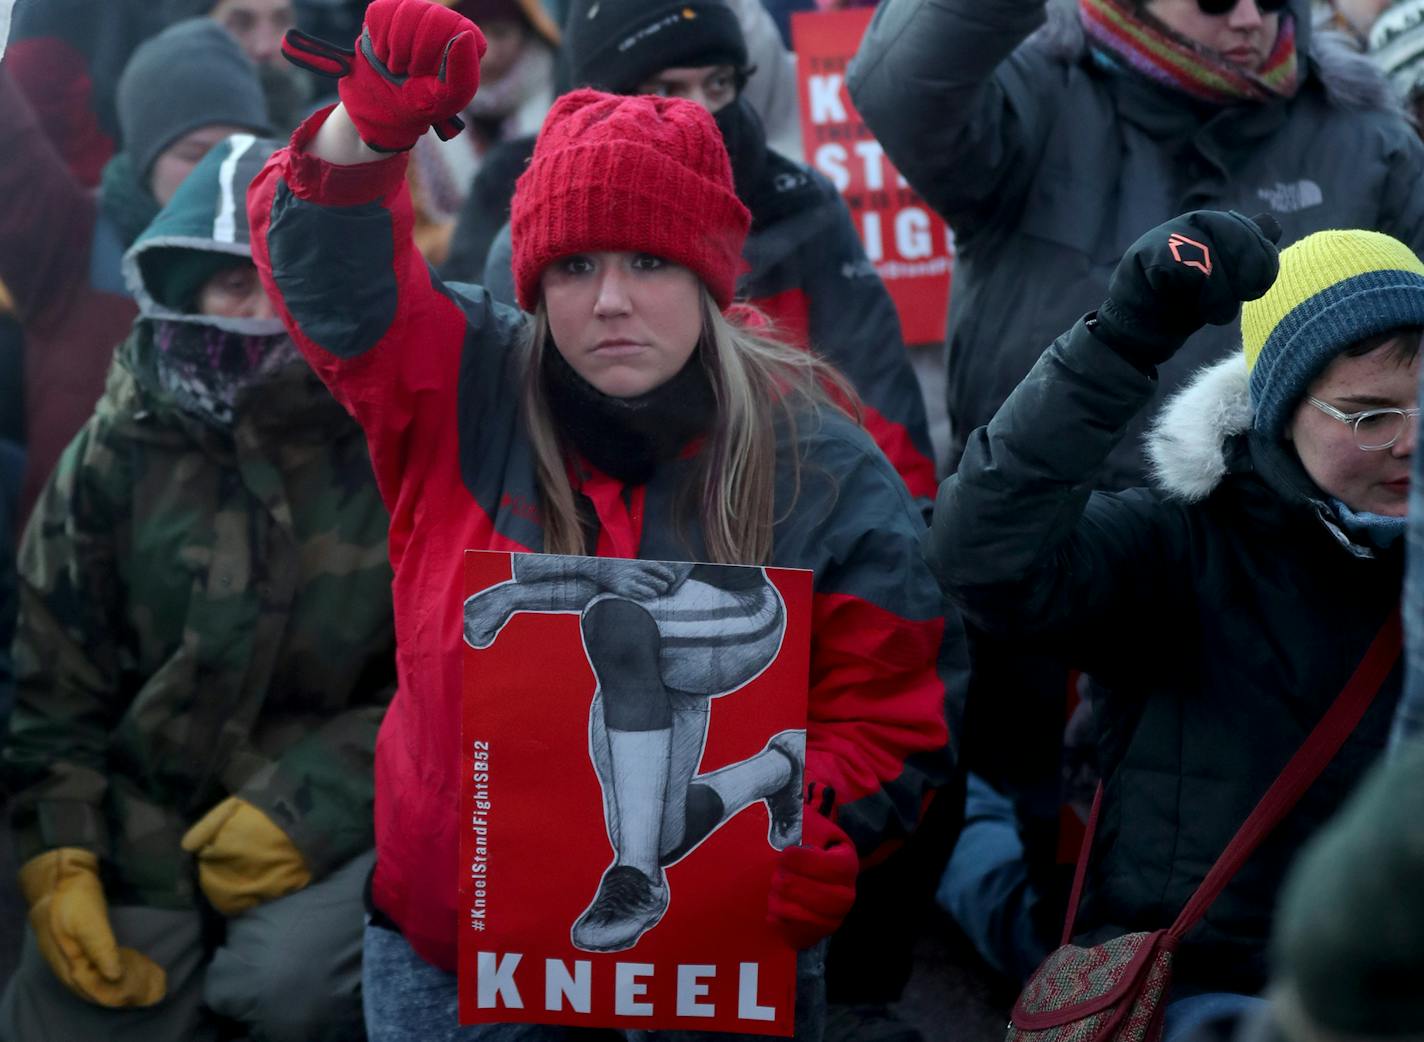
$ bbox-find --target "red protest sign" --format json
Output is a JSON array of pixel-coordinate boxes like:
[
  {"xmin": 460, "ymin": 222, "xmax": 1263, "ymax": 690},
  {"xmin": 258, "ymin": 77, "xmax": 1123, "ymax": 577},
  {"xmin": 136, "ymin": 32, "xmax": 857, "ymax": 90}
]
[
  {"xmin": 793, "ymin": 8, "xmax": 954, "ymax": 346},
  {"xmin": 458, "ymin": 552, "xmax": 813, "ymax": 1036}
]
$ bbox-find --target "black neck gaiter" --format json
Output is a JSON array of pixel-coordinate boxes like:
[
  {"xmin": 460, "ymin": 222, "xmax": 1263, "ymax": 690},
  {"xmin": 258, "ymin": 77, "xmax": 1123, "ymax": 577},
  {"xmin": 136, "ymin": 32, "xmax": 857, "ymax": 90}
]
[{"xmin": 543, "ymin": 346, "xmax": 717, "ymax": 486}]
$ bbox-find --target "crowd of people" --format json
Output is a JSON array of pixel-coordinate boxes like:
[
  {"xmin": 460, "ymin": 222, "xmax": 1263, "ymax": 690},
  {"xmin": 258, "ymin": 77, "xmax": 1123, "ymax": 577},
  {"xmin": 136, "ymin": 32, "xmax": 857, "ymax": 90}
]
[{"xmin": 1, "ymin": 0, "xmax": 1423, "ymax": 1040}]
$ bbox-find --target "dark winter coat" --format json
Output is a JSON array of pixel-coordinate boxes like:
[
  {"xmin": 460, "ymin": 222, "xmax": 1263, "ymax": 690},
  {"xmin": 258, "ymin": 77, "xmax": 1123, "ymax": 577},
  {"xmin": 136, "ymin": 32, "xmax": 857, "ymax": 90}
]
[
  {"xmin": 848, "ymin": 0, "xmax": 1424, "ymax": 488},
  {"xmin": 249, "ymin": 113, "xmax": 961, "ymax": 973},
  {"xmin": 925, "ymin": 322, "xmax": 1402, "ymax": 994}
]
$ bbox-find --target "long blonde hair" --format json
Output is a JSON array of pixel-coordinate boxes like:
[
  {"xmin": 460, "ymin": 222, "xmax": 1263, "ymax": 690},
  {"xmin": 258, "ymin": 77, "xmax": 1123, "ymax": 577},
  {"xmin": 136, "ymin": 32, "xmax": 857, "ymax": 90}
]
[{"xmin": 520, "ymin": 292, "xmax": 860, "ymax": 564}]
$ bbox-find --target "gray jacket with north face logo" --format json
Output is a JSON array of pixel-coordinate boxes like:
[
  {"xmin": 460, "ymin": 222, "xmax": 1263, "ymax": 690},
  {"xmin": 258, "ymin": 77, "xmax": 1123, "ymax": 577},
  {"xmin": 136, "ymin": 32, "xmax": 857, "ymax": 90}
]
[{"xmin": 848, "ymin": 0, "xmax": 1424, "ymax": 489}]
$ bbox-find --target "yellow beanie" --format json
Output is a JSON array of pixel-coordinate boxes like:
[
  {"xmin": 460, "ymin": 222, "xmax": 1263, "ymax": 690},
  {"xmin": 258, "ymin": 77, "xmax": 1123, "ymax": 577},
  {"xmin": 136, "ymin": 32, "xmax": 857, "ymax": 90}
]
[{"xmin": 1242, "ymin": 229, "xmax": 1424, "ymax": 437}]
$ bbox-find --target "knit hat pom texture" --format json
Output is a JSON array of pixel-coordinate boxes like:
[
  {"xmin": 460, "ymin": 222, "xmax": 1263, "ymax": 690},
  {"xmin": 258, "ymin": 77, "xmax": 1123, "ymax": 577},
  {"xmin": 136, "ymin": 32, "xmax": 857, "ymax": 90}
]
[{"xmin": 511, "ymin": 89, "xmax": 751, "ymax": 312}]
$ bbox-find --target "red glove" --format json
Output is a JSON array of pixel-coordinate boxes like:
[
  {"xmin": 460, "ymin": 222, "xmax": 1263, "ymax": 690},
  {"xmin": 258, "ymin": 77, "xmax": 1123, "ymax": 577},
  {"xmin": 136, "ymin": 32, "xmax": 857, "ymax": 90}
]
[
  {"xmin": 766, "ymin": 809, "xmax": 858, "ymax": 950},
  {"xmin": 282, "ymin": 0, "xmax": 486, "ymax": 152}
]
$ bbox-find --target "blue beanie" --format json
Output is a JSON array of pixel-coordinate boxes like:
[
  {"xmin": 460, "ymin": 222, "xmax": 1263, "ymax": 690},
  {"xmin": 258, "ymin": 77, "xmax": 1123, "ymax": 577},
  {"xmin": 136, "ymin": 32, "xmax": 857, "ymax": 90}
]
[{"xmin": 1241, "ymin": 229, "xmax": 1424, "ymax": 439}]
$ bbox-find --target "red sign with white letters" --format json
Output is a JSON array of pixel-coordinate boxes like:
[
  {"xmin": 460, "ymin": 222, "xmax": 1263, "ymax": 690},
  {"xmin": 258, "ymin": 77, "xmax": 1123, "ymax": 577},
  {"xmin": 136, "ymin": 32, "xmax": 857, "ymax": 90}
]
[
  {"xmin": 792, "ymin": 8, "xmax": 954, "ymax": 346},
  {"xmin": 458, "ymin": 551, "xmax": 812, "ymax": 1035}
]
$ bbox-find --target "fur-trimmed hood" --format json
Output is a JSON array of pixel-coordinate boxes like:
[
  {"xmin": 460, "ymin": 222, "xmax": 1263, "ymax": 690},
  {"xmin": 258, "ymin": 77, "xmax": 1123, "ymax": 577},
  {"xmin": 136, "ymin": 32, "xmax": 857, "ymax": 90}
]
[
  {"xmin": 1145, "ymin": 352, "xmax": 1390, "ymax": 560},
  {"xmin": 1033, "ymin": 0, "xmax": 1404, "ymax": 115},
  {"xmin": 1146, "ymin": 354, "xmax": 1253, "ymax": 501}
]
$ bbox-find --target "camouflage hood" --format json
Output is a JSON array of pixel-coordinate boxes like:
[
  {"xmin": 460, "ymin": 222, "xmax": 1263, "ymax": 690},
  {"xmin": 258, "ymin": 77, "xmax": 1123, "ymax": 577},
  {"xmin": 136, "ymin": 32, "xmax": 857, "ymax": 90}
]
[{"xmin": 123, "ymin": 133, "xmax": 286, "ymax": 335}]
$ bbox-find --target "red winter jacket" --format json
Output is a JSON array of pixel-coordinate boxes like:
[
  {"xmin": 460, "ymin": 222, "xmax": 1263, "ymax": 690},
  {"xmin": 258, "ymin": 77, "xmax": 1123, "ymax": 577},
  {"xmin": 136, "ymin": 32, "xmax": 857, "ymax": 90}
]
[{"xmin": 249, "ymin": 110, "xmax": 957, "ymax": 971}]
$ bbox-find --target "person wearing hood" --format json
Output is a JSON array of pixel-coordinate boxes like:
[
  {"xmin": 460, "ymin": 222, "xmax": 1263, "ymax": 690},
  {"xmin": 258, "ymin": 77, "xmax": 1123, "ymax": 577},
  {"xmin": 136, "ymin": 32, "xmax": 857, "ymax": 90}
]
[
  {"xmin": 925, "ymin": 209, "xmax": 1413, "ymax": 1025},
  {"xmin": 0, "ymin": 135, "xmax": 395, "ymax": 1042},
  {"xmin": 1, "ymin": 19, "xmax": 272, "ymax": 529},
  {"xmin": 469, "ymin": 0, "xmax": 938, "ymax": 510}
]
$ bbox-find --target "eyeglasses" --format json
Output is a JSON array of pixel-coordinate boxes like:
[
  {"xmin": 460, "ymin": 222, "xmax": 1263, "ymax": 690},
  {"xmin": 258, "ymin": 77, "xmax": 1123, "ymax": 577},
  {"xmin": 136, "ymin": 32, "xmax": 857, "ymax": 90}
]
[
  {"xmin": 1307, "ymin": 397, "xmax": 1422, "ymax": 451},
  {"xmin": 1195, "ymin": 0, "xmax": 1289, "ymax": 15}
]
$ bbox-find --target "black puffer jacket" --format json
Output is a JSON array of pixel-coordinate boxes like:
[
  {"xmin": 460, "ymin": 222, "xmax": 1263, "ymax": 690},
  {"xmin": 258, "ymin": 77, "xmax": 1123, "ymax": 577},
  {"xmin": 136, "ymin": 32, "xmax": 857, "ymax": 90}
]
[
  {"xmin": 926, "ymin": 321, "xmax": 1402, "ymax": 994},
  {"xmin": 849, "ymin": 0, "xmax": 1424, "ymax": 488}
]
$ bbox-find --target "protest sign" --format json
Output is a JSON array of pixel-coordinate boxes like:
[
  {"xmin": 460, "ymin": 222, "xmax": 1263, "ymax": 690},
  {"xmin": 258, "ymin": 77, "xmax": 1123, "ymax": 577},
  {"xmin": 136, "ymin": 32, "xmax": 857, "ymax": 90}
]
[
  {"xmin": 459, "ymin": 552, "xmax": 813, "ymax": 1036},
  {"xmin": 792, "ymin": 8, "xmax": 954, "ymax": 346}
]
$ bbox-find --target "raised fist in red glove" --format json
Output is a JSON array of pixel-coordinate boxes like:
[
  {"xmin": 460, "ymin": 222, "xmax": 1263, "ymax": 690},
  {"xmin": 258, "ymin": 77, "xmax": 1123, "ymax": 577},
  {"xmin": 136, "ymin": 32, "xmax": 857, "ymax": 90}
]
[
  {"xmin": 766, "ymin": 807, "xmax": 858, "ymax": 950},
  {"xmin": 283, "ymin": 0, "xmax": 487, "ymax": 152}
]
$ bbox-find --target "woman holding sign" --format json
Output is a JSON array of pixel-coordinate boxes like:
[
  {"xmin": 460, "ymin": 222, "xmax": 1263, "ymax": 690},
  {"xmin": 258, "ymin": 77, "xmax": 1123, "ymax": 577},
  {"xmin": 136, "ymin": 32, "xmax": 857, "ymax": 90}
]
[{"xmin": 249, "ymin": 0, "xmax": 959, "ymax": 1037}]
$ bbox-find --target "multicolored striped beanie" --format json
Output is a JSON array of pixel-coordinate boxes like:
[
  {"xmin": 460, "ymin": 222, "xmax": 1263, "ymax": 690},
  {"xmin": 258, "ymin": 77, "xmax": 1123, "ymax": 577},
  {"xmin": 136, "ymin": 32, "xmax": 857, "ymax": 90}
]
[{"xmin": 1242, "ymin": 229, "xmax": 1424, "ymax": 439}]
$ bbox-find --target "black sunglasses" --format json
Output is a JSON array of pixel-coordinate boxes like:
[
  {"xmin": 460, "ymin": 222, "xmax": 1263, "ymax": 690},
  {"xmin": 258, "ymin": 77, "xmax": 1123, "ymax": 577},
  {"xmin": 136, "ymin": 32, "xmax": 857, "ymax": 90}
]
[{"xmin": 1194, "ymin": 0, "xmax": 1289, "ymax": 14}]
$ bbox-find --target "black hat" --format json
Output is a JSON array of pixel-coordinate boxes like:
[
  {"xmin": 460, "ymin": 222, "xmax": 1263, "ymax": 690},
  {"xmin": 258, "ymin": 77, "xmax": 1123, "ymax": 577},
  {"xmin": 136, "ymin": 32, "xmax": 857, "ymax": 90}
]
[{"xmin": 564, "ymin": 0, "xmax": 748, "ymax": 95}]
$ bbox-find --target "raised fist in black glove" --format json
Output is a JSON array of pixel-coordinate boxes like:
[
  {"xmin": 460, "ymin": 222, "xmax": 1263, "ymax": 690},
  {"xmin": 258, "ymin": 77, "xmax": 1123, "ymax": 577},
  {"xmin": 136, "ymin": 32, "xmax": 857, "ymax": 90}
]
[{"xmin": 1093, "ymin": 210, "xmax": 1281, "ymax": 367}]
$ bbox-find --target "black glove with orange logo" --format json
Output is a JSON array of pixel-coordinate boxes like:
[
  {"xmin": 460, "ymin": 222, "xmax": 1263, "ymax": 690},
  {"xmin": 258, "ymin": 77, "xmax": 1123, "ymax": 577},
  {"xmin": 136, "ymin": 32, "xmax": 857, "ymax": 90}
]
[{"xmin": 1092, "ymin": 210, "xmax": 1281, "ymax": 367}]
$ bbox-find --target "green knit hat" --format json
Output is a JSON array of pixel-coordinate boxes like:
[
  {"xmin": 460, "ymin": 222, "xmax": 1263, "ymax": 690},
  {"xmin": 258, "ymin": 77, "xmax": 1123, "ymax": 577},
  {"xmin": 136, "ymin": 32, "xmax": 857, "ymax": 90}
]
[
  {"xmin": 1272, "ymin": 742, "xmax": 1424, "ymax": 1035},
  {"xmin": 1240, "ymin": 229, "xmax": 1424, "ymax": 439}
]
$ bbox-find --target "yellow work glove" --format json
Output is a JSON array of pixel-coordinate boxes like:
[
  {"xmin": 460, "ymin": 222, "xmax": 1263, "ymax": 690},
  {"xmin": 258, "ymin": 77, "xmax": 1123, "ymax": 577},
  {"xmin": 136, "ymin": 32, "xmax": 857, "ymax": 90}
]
[
  {"xmin": 181, "ymin": 796, "xmax": 312, "ymax": 916},
  {"xmin": 18, "ymin": 848, "xmax": 167, "ymax": 1007}
]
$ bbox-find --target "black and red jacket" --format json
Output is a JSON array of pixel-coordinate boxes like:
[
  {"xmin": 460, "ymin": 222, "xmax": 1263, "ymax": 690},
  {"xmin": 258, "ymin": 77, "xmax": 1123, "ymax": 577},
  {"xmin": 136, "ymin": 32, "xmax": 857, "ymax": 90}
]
[{"xmin": 249, "ymin": 110, "xmax": 961, "ymax": 972}]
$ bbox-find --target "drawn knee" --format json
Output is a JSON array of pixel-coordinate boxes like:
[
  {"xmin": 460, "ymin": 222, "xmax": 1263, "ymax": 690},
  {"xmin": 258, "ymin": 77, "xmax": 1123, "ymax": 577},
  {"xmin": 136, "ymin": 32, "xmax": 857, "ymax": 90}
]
[{"xmin": 583, "ymin": 599, "xmax": 670, "ymax": 731}]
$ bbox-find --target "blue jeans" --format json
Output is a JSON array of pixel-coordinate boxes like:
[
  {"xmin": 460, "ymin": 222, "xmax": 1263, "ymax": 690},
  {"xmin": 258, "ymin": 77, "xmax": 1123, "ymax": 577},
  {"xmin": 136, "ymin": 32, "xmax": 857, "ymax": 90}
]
[
  {"xmin": 1161, "ymin": 993, "xmax": 1270, "ymax": 1041},
  {"xmin": 936, "ymin": 773, "xmax": 1049, "ymax": 983},
  {"xmin": 362, "ymin": 923, "xmax": 825, "ymax": 1042}
]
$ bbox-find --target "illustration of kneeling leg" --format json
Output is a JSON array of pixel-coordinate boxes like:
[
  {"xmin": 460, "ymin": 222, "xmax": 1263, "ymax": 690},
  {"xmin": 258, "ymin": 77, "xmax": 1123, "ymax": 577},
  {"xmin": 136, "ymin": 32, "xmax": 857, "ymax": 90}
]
[
  {"xmin": 575, "ymin": 599, "xmax": 673, "ymax": 952},
  {"xmin": 660, "ymin": 728, "xmax": 807, "ymax": 864}
]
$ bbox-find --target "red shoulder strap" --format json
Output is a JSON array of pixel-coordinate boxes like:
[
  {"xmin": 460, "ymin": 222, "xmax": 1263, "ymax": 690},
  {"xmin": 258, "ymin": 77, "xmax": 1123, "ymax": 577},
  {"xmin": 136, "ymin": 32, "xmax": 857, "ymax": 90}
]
[
  {"xmin": 1061, "ymin": 783, "xmax": 1102, "ymax": 946},
  {"xmin": 1060, "ymin": 609, "xmax": 1400, "ymax": 946},
  {"xmin": 1169, "ymin": 609, "xmax": 1401, "ymax": 937}
]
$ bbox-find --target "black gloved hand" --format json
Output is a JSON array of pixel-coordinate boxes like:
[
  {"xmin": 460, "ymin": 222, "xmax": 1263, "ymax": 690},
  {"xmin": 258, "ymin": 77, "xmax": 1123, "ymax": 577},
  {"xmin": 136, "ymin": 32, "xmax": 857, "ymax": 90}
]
[{"xmin": 1093, "ymin": 210, "xmax": 1281, "ymax": 367}]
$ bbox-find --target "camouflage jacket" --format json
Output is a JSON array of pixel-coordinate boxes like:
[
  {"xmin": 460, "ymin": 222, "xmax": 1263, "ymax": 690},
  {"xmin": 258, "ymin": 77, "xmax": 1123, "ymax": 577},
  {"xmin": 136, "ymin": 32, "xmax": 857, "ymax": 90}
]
[{"xmin": 2, "ymin": 321, "xmax": 395, "ymax": 909}]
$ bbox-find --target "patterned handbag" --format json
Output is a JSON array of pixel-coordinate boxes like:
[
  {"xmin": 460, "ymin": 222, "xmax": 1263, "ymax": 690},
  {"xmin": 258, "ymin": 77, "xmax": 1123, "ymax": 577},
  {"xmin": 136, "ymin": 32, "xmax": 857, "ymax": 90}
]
[{"xmin": 1007, "ymin": 611, "xmax": 1402, "ymax": 1042}]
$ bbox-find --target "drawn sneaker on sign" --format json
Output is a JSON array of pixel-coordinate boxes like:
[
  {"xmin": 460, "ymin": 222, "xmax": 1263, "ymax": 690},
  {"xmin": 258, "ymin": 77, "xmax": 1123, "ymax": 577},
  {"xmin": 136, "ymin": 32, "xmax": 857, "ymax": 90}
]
[
  {"xmin": 571, "ymin": 865, "xmax": 669, "ymax": 952},
  {"xmin": 764, "ymin": 729, "xmax": 806, "ymax": 851}
]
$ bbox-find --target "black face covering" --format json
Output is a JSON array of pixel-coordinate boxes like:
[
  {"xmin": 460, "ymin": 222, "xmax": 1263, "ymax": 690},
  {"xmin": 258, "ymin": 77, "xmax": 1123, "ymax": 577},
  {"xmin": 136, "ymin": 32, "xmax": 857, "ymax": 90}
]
[
  {"xmin": 713, "ymin": 96, "xmax": 768, "ymax": 203},
  {"xmin": 713, "ymin": 95, "xmax": 817, "ymax": 230},
  {"xmin": 543, "ymin": 345, "xmax": 717, "ymax": 486}
]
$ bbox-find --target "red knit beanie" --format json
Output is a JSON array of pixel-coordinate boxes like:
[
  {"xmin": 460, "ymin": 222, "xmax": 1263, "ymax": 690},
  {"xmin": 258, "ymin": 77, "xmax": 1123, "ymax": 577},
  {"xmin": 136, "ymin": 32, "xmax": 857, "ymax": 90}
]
[{"xmin": 511, "ymin": 88, "xmax": 751, "ymax": 312}]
